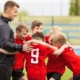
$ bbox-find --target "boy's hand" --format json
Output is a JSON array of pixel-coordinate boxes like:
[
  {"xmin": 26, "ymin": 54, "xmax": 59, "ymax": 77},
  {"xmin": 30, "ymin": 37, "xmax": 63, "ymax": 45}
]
[{"xmin": 0, "ymin": 48, "xmax": 2, "ymax": 52}]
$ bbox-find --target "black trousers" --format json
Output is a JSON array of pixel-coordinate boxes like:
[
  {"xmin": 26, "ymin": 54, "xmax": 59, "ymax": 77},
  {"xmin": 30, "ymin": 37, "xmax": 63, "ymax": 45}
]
[
  {"xmin": 12, "ymin": 68, "xmax": 24, "ymax": 80},
  {"xmin": 47, "ymin": 72, "xmax": 62, "ymax": 80},
  {"xmin": 73, "ymin": 75, "xmax": 80, "ymax": 80},
  {"xmin": 0, "ymin": 64, "xmax": 12, "ymax": 80}
]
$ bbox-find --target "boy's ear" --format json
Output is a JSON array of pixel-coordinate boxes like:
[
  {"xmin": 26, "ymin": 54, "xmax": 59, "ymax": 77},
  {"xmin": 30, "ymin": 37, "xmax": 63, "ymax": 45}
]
[{"xmin": 6, "ymin": 8, "xmax": 11, "ymax": 14}]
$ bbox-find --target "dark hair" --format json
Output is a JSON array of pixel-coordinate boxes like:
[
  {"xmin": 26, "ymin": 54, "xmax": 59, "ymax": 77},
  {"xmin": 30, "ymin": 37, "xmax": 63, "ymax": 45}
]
[
  {"xmin": 4, "ymin": 0, "xmax": 20, "ymax": 12},
  {"xmin": 31, "ymin": 20, "xmax": 43, "ymax": 30},
  {"xmin": 16, "ymin": 22, "xmax": 28, "ymax": 32},
  {"xmin": 32, "ymin": 32, "xmax": 44, "ymax": 41}
]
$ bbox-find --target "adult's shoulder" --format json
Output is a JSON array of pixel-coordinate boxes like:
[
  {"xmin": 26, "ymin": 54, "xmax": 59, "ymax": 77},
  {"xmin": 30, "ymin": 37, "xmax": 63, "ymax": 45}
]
[
  {"xmin": 0, "ymin": 19, "xmax": 9, "ymax": 29},
  {"xmin": 0, "ymin": 19, "xmax": 5, "ymax": 25},
  {"xmin": 0, "ymin": 18, "xmax": 8, "ymax": 27}
]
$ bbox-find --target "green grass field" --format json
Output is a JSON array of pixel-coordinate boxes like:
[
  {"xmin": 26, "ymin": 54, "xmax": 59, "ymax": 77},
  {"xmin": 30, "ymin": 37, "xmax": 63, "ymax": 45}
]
[{"xmin": 61, "ymin": 68, "xmax": 72, "ymax": 80}]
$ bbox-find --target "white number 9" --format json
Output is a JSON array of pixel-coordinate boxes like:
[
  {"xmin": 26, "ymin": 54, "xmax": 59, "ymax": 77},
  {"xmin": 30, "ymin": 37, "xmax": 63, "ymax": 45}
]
[{"xmin": 31, "ymin": 48, "xmax": 39, "ymax": 64}]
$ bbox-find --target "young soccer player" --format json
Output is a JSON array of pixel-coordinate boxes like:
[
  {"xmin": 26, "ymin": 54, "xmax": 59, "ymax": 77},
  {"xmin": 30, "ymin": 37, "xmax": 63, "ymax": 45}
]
[
  {"xmin": 49, "ymin": 33, "xmax": 80, "ymax": 80},
  {"xmin": 24, "ymin": 20, "xmax": 43, "ymax": 42},
  {"xmin": 12, "ymin": 22, "xmax": 29, "ymax": 80},
  {"xmin": 47, "ymin": 26, "xmax": 66, "ymax": 80}
]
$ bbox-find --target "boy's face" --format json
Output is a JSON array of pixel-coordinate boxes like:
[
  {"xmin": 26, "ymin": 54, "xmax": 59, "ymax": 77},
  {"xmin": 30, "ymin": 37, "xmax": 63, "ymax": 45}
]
[
  {"xmin": 16, "ymin": 28, "xmax": 28, "ymax": 40},
  {"xmin": 52, "ymin": 42, "xmax": 61, "ymax": 49},
  {"xmin": 32, "ymin": 25, "xmax": 43, "ymax": 33},
  {"xmin": 7, "ymin": 6, "xmax": 18, "ymax": 20}
]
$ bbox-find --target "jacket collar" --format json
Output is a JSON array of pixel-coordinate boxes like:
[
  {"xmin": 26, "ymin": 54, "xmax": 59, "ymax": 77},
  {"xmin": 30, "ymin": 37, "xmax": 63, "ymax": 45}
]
[{"xmin": 0, "ymin": 15, "xmax": 11, "ymax": 23}]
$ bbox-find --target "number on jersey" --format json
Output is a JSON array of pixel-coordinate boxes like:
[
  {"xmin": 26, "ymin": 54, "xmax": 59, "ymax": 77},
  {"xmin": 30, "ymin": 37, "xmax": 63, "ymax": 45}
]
[{"xmin": 31, "ymin": 48, "xmax": 39, "ymax": 64}]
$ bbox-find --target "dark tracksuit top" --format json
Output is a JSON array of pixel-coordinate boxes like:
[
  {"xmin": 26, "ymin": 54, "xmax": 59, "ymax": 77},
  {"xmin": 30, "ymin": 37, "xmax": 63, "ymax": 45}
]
[{"xmin": 0, "ymin": 15, "xmax": 22, "ymax": 65}]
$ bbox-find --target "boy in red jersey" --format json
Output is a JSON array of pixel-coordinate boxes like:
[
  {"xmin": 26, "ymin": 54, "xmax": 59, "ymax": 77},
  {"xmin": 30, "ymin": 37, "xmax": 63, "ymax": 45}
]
[
  {"xmin": 24, "ymin": 20, "xmax": 43, "ymax": 42},
  {"xmin": 24, "ymin": 32, "xmax": 55, "ymax": 80},
  {"xmin": 47, "ymin": 26, "xmax": 66, "ymax": 80},
  {"xmin": 12, "ymin": 22, "xmax": 29, "ymax": 80},
  {"xmin": 49, "ymin": 33, "xmax": 80, "ymax": 80}
]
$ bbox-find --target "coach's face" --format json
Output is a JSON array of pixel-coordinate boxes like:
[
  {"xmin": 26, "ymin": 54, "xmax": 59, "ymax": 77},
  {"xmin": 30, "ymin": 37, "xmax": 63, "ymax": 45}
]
[{"xmin": 8, "ymin": 6, "xmax": 18, "ymax": 20}]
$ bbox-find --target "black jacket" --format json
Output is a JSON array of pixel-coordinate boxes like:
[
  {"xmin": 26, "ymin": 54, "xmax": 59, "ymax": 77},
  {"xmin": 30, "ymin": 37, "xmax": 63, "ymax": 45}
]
[{"xmin": 0, "ymin": 15, "xmax": 22, "ymax": 65}]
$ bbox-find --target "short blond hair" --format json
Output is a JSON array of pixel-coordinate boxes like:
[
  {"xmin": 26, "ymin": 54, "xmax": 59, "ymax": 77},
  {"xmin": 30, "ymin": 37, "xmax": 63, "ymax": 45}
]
[
  {"xmin": 16, "ymin": 22, "xmax": 28, "ymax": 32},
  {"xmin": 49, "ymin": 32, "xmax": 67, "ymax": 45},
  {"xmin": 49, "ymin": 26, "xmax": 62, "ymax": 36}
]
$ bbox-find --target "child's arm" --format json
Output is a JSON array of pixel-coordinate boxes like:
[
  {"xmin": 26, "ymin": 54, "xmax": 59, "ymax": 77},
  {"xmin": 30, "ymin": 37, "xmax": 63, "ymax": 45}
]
[
  {"xmin": 53, "ymin": 44, "xmax": 68, "ymax": 55},
  {"xmin": 25, "ymin": 39, "xmax": 58, "ymax": 51},
  {"xmin": 0, "ymin": 48, "xmax": 19, "ymax": 55}
]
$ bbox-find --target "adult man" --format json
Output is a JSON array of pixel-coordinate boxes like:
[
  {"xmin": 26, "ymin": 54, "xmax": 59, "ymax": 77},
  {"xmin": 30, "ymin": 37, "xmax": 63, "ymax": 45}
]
[{"xmin": 0, "ymin": 1, "xmax": 31, "ymax": 80}]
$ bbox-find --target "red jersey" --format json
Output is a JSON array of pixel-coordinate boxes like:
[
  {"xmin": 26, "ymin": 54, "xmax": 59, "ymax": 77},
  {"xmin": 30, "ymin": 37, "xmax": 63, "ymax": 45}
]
[
  {"xmin": 13, "ymin": 36, "xmax": 25, "ymax": 70},
  {"xmin": 24, "ymin": 43, "xmax": 54, "ymax": 80},
  {"xmin": 58, "ymin": 47, "xmax": 80, "ymax": 76},
  {"xmin": 47, "ymin": 55, "xmax": 66, "ymax": 74},
  {"xmin": 45, "ymin": 36, "xmax": 66, "ymax": 74},
  {"xmin": 44, "ymin": 36, "xmax": 50, "ymax": 43},
  {"xmin": 24, "ymin": 34, "xmax": 32, "ymax": 41}
]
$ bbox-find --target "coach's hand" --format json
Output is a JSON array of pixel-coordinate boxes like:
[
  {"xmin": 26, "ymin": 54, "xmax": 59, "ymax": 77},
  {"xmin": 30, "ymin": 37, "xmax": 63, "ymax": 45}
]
[{"xmin": 22, "ymin": 43, "xmax": 33, "ymax": 52}]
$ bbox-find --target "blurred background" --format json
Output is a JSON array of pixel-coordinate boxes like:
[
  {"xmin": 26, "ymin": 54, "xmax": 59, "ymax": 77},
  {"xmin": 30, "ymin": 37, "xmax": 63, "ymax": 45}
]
[{"xmin": 0, "ymin": 0, "xmax": 80, "ymax": 45}]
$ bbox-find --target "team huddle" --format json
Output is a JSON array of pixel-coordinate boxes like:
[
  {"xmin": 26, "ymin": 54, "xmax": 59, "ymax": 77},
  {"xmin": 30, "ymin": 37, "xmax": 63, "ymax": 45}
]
[{"xmin": 0, "ymin": 1, "xmax": 80, "ymax": 80}]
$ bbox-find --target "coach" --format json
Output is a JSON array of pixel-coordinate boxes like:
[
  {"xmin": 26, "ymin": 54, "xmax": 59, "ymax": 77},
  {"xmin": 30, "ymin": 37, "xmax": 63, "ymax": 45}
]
[{"xmin": 0, "ymin": 1, "xmax": 31, "ymax": 80}]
